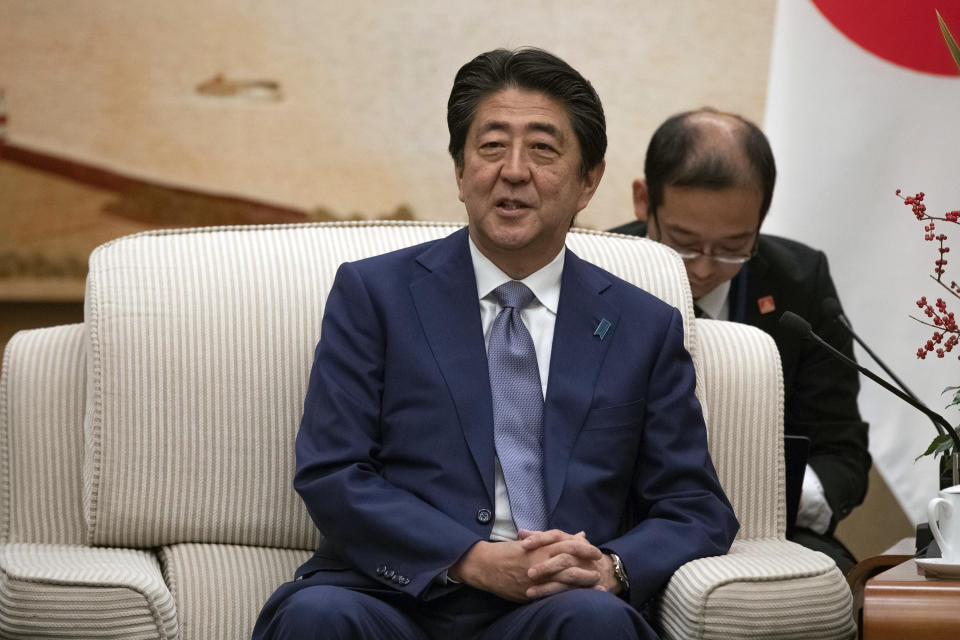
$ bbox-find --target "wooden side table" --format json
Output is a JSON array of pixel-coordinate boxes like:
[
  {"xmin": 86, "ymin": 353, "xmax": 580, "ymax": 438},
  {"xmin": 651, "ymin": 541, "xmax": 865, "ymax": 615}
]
[
  {"xmin": 862, "ymin": 558, "xmax": 960, "ymax": 639},
  {"xmin": 847, "ymin": 538, "xmax": 914, "ymax": 638}
]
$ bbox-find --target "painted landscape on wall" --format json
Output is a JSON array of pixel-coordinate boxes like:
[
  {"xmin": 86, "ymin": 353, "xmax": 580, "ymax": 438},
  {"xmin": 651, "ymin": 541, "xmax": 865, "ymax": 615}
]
[
  {"xmin": 0, "ymin": 2, "xmax": 776, "ymax": 301},
  {"xmin": 0, "ymin": 143, "xmax": 414, "ymax": 301}
]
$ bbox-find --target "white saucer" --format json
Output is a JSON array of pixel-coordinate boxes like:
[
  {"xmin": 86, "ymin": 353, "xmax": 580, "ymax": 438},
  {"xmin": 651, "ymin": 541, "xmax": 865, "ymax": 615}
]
[{"xmin": 916, "ymin": 557, "xmax": 960, "ymax": 579}]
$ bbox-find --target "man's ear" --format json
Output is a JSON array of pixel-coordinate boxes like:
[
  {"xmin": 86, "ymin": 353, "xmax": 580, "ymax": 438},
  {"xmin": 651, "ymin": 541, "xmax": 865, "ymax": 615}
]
[
  {"xmin": 632, "ymin": 178, "xmax": 650, "ymax": 222},
  {"xmin": 454, "ymin": 162, "xmax": 465, "ymax": 203},
  {"xmin": 575, "ymin": 160, "xmax": 606, "ymax": 213}
]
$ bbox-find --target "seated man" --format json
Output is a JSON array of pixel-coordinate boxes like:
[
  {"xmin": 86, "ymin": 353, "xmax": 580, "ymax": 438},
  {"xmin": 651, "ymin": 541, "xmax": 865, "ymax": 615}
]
[
  {"xmin": 611, "ymin": 107, "xmax": 870, "ymax": 572},
  {"xmin": 254, "ymin": 50, "xmax": 738, "ymax": 639}
]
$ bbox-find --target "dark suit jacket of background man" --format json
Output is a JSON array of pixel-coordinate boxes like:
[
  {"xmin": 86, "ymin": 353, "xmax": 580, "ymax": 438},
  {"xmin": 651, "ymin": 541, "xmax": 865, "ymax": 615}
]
[
  {"xmin": 290, "ymin": 227, "xmax": 738, "ymax": 613},
  {"xmin": 610, "ymin": 220, "xmax": 871, "ymax": 545}
]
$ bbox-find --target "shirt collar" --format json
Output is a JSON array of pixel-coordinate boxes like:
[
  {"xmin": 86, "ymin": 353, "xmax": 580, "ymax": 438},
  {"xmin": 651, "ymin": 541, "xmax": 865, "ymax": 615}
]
[
  {"xmin": 468, "ymin": 237, "xmax": 564, "ymax": 314},
  {"xmin": 694, "ymin": 279, "xmax": 731, "ymax": 320}
]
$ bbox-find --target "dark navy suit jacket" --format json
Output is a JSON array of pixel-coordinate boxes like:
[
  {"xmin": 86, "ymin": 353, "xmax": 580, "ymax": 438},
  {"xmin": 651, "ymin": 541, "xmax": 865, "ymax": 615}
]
[{"xmin": 293, "ymin": 228, "xmax": 738, "ymax": 610}]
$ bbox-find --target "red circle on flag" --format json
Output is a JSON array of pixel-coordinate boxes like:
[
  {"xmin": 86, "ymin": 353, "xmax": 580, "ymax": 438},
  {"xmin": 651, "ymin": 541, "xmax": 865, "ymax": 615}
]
[{"xmin": 812, "ymin": 0, "xmax": 960, "ymax": 76}]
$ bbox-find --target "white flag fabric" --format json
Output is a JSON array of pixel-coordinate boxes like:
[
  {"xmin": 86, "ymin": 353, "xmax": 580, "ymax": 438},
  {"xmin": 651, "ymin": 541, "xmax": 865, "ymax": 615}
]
[{"xmin": 763, "ymin": 0, "xmax": 960, "ymax": 523}]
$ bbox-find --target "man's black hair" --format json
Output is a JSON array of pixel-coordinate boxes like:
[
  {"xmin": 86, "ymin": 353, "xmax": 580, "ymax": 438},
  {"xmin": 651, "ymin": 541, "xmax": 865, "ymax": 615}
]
[
  {"xmin": 645, "ymin": 107, "xmax": 776, "ymax": 223},
  {"xmin": 447, "ymin": 47, "xmax": 606, "ymax": 178}
]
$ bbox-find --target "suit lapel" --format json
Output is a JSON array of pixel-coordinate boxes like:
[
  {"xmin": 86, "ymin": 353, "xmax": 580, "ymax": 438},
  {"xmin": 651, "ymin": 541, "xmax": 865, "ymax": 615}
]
[
  {"xmin": 543, "ymin": 251, "xmax": 619, "ymax": 517},
  {"xmin": 409, "ymin": 229, "xmax": 496, "ymax": 501}
]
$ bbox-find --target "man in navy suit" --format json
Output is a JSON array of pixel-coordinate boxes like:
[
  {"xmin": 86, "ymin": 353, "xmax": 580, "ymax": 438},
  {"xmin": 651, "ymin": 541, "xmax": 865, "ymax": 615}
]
[
  {"xmin": 254, "ymin": 49, "xmax": 737, "ymax": 640},
  {"xmin": 610, "ymin": 108, "xmax": 870, "ymax": 572}
]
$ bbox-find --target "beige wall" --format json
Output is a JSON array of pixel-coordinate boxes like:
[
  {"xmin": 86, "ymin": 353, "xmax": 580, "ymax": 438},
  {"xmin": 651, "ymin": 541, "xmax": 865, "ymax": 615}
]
[{"xmin": 1, "ymin": 0, "xmax": 775, "ymax": 230}]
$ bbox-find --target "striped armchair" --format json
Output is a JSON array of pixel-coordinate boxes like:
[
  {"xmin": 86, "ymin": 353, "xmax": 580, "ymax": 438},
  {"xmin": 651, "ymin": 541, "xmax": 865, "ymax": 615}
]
[{"xmin": 0, "ymin": 221, "xmax": 854, "ymax": 639}]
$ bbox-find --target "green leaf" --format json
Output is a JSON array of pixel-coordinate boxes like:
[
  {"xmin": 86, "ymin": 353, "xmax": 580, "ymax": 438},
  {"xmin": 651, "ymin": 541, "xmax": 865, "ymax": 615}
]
[
  {"xmin": 945, "ymin": 386, "xmax": 960, "ymax": 409},
  {"xmin": 917, "ymin": 433, "xmax": 956, "ymax": 461},
  {"xmin": 937, "ymin": 10, "xmax": 960, "ymax": 74}
]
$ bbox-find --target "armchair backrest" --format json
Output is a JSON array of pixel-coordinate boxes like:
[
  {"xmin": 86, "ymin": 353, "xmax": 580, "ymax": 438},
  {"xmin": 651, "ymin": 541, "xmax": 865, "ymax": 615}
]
[{"xmin": 81, "ymin": 221, "xmax": 701, "ymax": 549}]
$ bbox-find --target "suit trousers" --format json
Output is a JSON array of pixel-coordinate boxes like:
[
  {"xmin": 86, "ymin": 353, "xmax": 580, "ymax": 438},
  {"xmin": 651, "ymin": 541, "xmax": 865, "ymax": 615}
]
[{"xmin": 252, "ymin": 572, "xmax": 656, "ymax": 640}]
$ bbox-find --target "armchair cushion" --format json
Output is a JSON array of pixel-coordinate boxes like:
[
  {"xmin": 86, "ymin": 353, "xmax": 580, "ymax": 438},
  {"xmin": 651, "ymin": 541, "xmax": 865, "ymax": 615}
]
[{"xmin": 161, "ymin": 543, "xmax": 311, "ymax": 640}]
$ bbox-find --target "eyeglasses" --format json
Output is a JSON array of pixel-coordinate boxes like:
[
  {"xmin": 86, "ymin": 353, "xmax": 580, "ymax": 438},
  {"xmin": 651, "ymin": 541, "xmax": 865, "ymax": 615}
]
[
  {"xmin": 671, "ymin": 246, "xmax": 757, "ymax": 265},
  {"xmin": 650, "ymin": 214, "xmax": 758, "ymax": 265}
]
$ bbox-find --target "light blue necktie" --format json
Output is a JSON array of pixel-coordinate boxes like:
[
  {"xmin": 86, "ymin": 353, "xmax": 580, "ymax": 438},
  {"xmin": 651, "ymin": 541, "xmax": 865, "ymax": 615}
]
[{"xmin": 488, "ymin": 281, "xmax": 547, "ymax": 531}]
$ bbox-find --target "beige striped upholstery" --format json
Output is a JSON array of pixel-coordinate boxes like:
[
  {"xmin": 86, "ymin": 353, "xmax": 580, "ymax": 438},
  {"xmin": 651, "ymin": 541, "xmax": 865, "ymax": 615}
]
[
  {"xmin": 1, "ymin": 222, "xmax": 855, "ymax": 638},
  {"xmin": 82, "ymin": 221, "xmax": 699, "ymax": 548},
  {"xmin": 657, "ymin": 539, "xmax": 855, "ymax": 639},
  {"xmin": 0, "ymin": 324, "xmax": 87, "ymax": 544},
  {"xmin": 652, "ymin": 320, "xmax": 855, "ymax": 639},
  {"xmin": 1, "ymin": 326, "xmax": 175, "ymax": 638},
  {"xmin": 697, "ymin": 319, "xmax": 785, "ymax": 540},
  {"xmin": 160, "ymin": 543, "xmax": 311, "ymax": 640},
  {"xmin": 0, "ymin": 543, "xmax": 177, "ymax": 639}
]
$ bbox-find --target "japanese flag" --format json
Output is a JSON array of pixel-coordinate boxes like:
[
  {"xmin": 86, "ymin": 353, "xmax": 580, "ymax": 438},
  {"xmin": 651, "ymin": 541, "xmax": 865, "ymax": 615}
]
[{"xmin": 762, "ymin": 0, "xmax": 960, "ymax": 523}]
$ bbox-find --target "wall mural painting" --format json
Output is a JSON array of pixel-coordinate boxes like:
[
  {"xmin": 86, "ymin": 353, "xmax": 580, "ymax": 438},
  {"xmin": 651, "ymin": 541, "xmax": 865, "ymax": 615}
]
[
  {"xmin": 0, "ymin": 3, "xmax": 777, "ymax": 302},
  {"xmin": 0, "ymin": 134, "xmax": 414, "ymax": 302}
]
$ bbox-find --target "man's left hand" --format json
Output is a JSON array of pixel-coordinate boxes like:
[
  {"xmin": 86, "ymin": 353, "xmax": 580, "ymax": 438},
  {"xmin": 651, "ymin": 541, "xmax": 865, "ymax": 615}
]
[{"xmin": 519, "ymin": 529, "xmax": 620, "ymax": 599}]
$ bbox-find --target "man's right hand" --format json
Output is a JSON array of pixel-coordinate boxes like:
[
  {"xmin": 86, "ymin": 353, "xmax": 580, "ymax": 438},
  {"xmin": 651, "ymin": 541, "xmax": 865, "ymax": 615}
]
[
  {"xmin": 448, "ymin": 539, "xmax": 539, "ymax": 602},
  {"xmin": 448, "ymin": 530, "xmax": 609, "ymax": 601}
]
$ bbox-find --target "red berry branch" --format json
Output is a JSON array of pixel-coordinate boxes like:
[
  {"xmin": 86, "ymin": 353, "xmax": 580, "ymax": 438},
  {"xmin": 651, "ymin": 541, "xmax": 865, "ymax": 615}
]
[{"xmin": 897, "ymin": 190, "xmax": 960, "ymax": 360}]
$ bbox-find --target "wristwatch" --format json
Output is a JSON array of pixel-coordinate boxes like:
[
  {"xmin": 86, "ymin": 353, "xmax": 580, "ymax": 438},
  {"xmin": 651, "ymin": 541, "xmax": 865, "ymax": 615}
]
[{"xmin": 609, "ymin": 552, "xmax": 630, "ymax": 593}]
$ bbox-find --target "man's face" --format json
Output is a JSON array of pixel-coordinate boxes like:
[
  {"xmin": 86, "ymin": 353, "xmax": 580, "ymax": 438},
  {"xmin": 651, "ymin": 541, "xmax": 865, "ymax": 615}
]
[
  {"xmin": 646, "ymin": 184, "xmax": 762, "ymax": 299},
  {"xmin": 456, "ymin": 88, "xmax": 604, "ymax": 278}
]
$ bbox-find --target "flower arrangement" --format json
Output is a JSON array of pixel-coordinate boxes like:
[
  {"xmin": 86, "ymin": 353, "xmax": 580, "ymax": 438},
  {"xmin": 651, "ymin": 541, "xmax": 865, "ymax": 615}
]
[
  {"xmin": 898, "ymin": 190, "xmax": 960, "ymax": 461},
  {"xmin": 897, "ymin": 190, "xmax": 960, "ymax": 362},
  {"xmin": 902, "ymin": 11, "xmax": 960, "ymax": 463}
]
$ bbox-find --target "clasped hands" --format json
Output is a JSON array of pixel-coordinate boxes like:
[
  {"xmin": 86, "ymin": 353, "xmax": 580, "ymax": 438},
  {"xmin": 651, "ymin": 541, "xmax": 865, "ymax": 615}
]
[{"xmin": 448, "ymin": 529, "xmax": 620, "ymax": 602}]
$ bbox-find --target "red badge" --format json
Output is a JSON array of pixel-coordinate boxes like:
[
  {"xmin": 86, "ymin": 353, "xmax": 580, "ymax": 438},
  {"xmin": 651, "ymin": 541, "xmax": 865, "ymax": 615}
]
[{"xmin": 757, "ymin": 296, "xmax": 776, "ymax": 315}]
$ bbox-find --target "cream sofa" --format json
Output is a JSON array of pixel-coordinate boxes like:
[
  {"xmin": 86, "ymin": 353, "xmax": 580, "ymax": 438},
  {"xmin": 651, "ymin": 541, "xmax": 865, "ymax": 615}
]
[{"xmin": 0, "ymin": 221, "xmax": 855, "ymax": 639}]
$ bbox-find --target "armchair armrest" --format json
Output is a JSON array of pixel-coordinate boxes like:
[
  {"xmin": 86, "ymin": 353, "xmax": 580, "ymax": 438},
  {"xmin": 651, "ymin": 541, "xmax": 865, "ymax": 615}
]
[
  {"xmin": 652, "ymin": 539, "xmax": 856, "ymax": 639},
  {"xmin": 0, "ymin": 543, "xmax": 177, "ymax": 639}
]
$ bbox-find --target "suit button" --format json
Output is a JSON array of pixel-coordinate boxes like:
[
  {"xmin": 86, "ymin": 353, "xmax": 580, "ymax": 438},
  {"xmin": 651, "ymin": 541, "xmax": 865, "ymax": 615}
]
[
  {"xmin": 399, "ymin": 577, "xmax": 410, "ymax": 586},
  {"xmin": 376, "ymin": 565, "xmax": 387, "ymax": 576},
  {"xmin": 384, "ymin": 569, "xmax": 396, "ymax": 579},
  {"xmin": 476, "ymin": 508, "xmax": 492, "ymax": 524}
]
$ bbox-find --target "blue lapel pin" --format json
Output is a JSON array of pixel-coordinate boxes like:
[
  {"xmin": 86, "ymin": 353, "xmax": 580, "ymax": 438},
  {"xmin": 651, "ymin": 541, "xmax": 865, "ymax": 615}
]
[{"xmin": 593, "ymin": 318, "xmax": 611, "ymax": 340}]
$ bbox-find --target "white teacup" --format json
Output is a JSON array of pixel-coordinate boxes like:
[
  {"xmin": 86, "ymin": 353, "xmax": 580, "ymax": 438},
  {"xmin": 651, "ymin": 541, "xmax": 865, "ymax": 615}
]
[{"xmin": 928, "ymin": 485, "xmax": 960, "ymax": 563}]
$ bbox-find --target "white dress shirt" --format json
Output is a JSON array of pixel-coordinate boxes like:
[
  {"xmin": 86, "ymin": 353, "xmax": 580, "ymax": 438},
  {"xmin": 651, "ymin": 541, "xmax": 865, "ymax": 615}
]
[
  {"xmin": 695, "ymin": 282, "xmax": 833, "ymax": 534},
  {"xmin": 469, "ymin": 237, "xmax": 564, "ymax": 541},
  {"xmin": 693, "ymin": 279, "xmax": 730, "ymax": 321}
]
